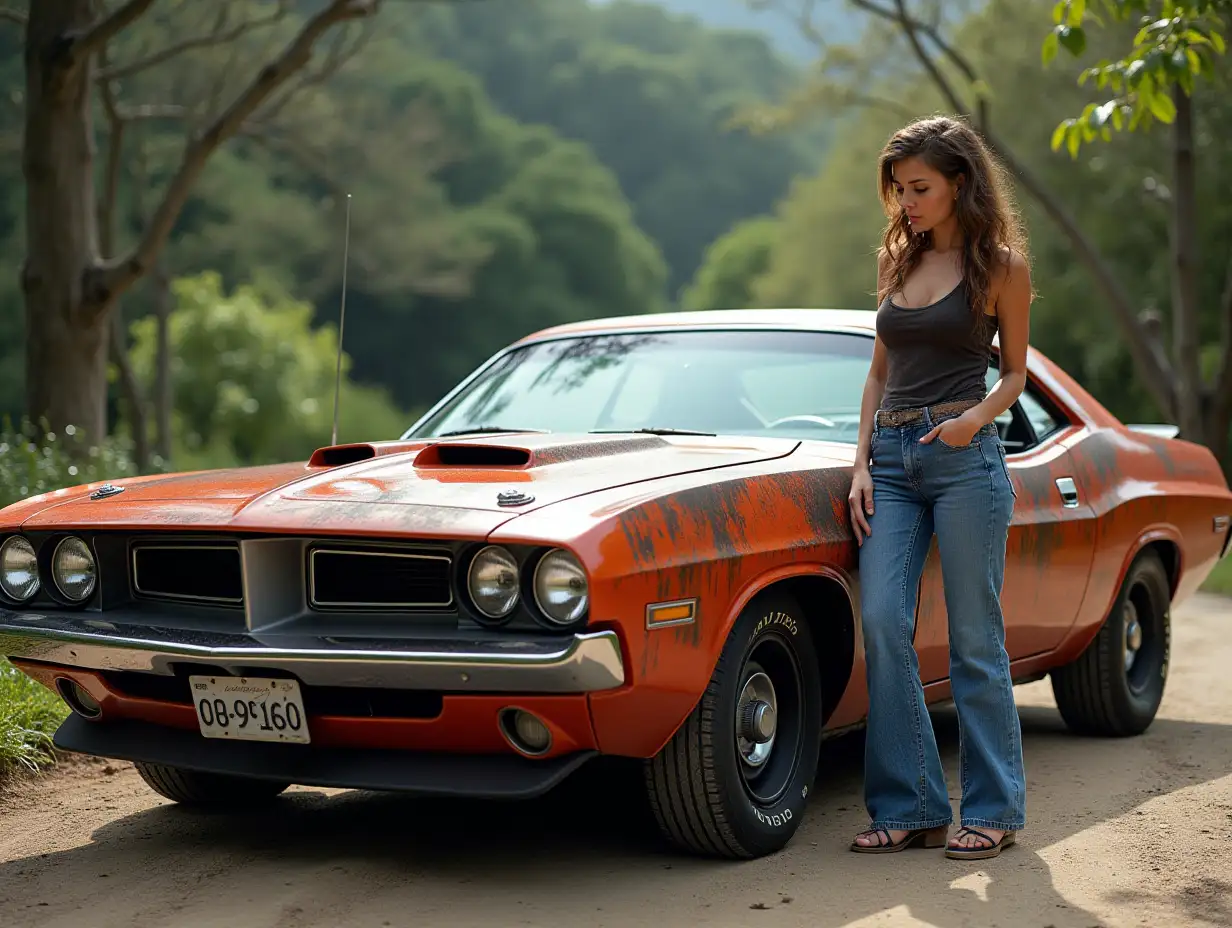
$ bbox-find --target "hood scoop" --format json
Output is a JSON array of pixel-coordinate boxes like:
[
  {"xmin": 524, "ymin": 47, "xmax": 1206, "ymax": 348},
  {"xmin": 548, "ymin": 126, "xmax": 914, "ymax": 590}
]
[
  {"xmin": 413, "ymin": 433, "xmax": 666, "ymax": 470},
  {"xmin": 308, "ymin": 440, "xmax": 429, "ymax": 468},
  {"xmin": 415, "ymin": 444, "xmax": 532, "ymax": 467}
]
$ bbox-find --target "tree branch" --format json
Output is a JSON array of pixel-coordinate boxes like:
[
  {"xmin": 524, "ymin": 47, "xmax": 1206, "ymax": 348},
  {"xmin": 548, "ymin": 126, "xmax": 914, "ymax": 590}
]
[
  {"xmin": 811, "ymin": 0, "xmax": 1180, "ymax": 416},
  {"xmin": 96, "ymin": 44, "xmax": 151, "ymax": 470},
  {"xmin": 96, "ymin": 1, "xmax": 291, "ymax": 83},
  {"xmin": 886, "ymin": 0, "xmax": 968, "ymax": 114},
  {"xmin": 97, "ymin": 48, "xmax": 124, "ymax": 259},
  {"xmin": 88, "ymin": 0, "xmax": 381, "ymax": 313},
  {"xmin": 115, "ymin": 103, "xmax": 188, "ymax": 120},
  {"xmin": 242, "ymin": 125, "xmax": 347, "ymax": 200},
  {"xmin": 72, "ymin": 0, "xmax": 157, "ymax": 62},
  {"xmin": 988, "ymin": 133, "xmax": 1178, "ymax": 417},
  {"xmin": 254, "ymin": 16, "xmax": 376, "ymax": 125},
  {"xmin": 0, "ymin": 7, "xmax": 25, "ymax": 27},
  {"xmin": 766, "ymin": 0, "xmax": 988, "ymax": 126},
  {"xmin": 1210, "ymin": 246, "xmax": 1232, "ymax": 417}
]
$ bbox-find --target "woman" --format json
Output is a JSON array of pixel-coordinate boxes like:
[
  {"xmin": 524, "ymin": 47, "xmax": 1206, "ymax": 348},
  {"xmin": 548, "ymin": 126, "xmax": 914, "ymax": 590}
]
[{"xmin": 846, "ymin": 116, "xmax": 1032, "ymax": 860}]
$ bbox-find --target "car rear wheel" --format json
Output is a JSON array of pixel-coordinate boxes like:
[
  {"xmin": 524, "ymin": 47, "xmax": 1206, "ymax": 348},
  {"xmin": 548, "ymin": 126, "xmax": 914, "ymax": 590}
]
[
  {"xmin": 643, "ymin": 590, "xmax": 822, "ymax": 859},
  {"xmin": 135, "ymin": 761, "xmax": 291, "ymax": 806},
  {"xmin": 1050, "ymin": 548, "xmax": 1171, "ymax": 737}
]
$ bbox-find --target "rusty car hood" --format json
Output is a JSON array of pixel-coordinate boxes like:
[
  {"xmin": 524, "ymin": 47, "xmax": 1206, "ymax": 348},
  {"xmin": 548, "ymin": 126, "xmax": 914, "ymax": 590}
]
[{"xmin": 10, "ymin": 433, "xmax": 803, "ymax": 536}]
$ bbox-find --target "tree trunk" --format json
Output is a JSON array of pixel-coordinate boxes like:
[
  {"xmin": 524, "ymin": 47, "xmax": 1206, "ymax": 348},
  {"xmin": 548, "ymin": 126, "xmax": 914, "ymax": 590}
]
[
  {"xmin": 109, "ymin": 308, "xmax": 151, "ymax": 469},
  {"xmin": 153, "ymin": 263, "xmax": 173, "ymax": 461},
  {"xmin": 1170, "ymin": 85, "xmax": 1203, "ymax": 442},
  {"xmin": 22, "ymin": 0, "xmax": 110, "ymax": 443}
]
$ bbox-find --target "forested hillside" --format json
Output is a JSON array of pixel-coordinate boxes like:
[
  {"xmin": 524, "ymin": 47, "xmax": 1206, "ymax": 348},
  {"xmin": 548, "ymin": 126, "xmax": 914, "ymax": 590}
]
[
  {"xmin": 421, "ymin": 0, "xmax": 822, "ymax": 293},
  {"xmin": 0, "ymin": 0, "xmax": 816, "ymax": 464},
  {"xmin": 593, "ymin": 0, "xmax": 832, "ymax": 60},
  {"xmin": 6, "ymin": 0, "xmax": 1228, "ymax": 473}
]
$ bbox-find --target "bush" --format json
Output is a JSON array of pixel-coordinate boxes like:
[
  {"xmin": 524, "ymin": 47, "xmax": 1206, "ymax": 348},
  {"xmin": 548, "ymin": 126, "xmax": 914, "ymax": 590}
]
[
  {"xmin": 127, "ymin": 272, "xmax": 414, "ymax": 468},
  {"xmin": 0, "ymin": 417, "xmax": 148, "ymax": 511},
  {"xmin": 0, "ymin": 418, "xmax": 145, "ymax": 781},
  {"xmin": 0, "ymin": 661, "xmax": 67, "ymax": 779}
]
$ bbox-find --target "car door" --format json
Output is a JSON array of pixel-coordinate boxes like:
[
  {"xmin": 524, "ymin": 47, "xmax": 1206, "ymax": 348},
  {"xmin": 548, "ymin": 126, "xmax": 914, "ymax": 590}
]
[{"xmin": 914, "ymin": 369, "xmax": 1097, "ymax": 685}]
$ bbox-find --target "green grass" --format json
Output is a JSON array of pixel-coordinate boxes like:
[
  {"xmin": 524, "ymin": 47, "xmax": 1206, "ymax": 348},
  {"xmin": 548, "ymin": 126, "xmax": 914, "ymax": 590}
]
[
  {"xmin": 1201, "ymin": 556, "xmax": 1232, "ymax": 596},
  {"xmin": 0, "ymin": 659, "xmax": 69, "ymax": 781}
]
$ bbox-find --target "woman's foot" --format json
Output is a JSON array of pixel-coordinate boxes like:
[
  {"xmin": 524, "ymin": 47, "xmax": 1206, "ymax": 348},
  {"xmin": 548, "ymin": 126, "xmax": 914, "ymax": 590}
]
[
  {"xmin": 849, "ymin": 825, "xmax": 949, "ymax": 854},
  {"xmin": 853, "ymin": 827, "xmax": 909, "ymax": 848},
  {"xmin": 945, "ymin": 826, "xmax": 1016, "ymax": 859}
]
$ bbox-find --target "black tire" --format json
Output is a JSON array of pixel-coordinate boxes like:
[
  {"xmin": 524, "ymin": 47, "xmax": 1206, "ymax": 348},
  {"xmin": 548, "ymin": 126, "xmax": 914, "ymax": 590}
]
[
  {"xmin": 1050, "ymin": 548, "xmax": 1171, "ymax": 737},
  {"xmin": 135, "ymin": 761, "xmax": 291, "ymax": 806},
  {"xmin": 643, "ymin": 590, "xmax": 823, "ymax": 859}
]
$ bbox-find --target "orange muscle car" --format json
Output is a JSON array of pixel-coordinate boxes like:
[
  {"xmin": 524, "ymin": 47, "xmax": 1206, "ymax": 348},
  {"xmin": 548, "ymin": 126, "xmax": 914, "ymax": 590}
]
[{"xmin": 2, "ymin": 309, "xmax": 1230, "ymax": 859}]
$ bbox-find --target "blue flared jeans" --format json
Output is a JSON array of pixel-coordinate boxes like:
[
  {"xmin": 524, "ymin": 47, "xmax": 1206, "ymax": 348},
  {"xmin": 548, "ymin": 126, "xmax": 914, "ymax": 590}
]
[{"xmin": 857, "ymin": 409, "xmax": 1026, "ymax": 833}]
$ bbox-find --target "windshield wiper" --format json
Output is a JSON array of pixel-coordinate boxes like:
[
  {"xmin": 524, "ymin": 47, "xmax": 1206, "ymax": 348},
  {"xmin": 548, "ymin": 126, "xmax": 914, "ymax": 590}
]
[
  {"xmin": 436, "ymin": 426, "xmax": 548, "ymax": 437},
  {"xmin": 590, "ymin": 427, "xmax": 717, "ymax": 437}
]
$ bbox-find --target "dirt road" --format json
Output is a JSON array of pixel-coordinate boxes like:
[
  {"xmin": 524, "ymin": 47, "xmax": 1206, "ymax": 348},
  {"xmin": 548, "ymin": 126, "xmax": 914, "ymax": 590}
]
[{"xmin": 2, "ymin": 594, "xmax": 1231, "ymax": 928}]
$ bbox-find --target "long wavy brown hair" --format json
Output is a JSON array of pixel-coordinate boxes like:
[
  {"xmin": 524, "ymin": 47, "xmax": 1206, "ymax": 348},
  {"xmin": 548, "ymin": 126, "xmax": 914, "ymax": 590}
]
[{"xmin": 877, "ymin": 116, "xmax": 1030, "ymax": 320}]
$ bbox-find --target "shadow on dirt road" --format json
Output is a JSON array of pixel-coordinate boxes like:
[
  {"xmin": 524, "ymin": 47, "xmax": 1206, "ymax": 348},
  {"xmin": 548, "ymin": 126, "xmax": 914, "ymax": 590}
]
[{"xmin": 2, "ymin": 701, "xmax": 1231, "ymax": 928}]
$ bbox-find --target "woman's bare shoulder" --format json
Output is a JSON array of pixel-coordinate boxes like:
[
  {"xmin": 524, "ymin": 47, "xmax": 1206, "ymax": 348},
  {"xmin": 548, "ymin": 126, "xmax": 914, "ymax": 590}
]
[{"xmin": 994, "ymin": 243, "xmax": 1029, "ymax": 273}]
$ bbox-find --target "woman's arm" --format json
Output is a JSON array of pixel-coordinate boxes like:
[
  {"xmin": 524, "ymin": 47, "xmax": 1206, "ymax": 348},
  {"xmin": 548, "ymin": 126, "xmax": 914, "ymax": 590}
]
[
  {"xmin": 971, "ymin": 248, "xmax": 1032, "ymax": 424},
  {"xmin": 849, "ymin": 251, "xmax": 892, "ymax": 544}
]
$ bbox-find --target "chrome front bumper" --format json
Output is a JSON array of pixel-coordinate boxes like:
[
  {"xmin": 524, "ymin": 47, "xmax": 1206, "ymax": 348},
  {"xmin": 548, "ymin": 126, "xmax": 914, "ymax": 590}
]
[{"xmin": 0, "ymin": 611, "xmax": 627, "ymax": 693}]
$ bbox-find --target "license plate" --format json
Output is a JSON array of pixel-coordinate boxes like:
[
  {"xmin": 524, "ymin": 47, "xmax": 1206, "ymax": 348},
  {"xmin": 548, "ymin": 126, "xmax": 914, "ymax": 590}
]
[{"xmin": 189, "ymin": 675, "xmax": 311, "ymax": 744}]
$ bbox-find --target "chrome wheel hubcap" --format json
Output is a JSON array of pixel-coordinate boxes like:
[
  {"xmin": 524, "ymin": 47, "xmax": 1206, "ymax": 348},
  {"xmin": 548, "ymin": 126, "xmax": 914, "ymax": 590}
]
[
  {"xmin": 1123, "ymin": 601, "xmax": 1143, "ymax": 673},
  {"xmin": 736, "ymin": 669, "xmax": 778, "ymax": 768}
]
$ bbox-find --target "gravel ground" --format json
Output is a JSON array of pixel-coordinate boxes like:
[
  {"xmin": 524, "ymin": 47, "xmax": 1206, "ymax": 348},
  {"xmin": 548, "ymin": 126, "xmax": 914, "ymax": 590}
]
[{"xmin": 1, "ymin": 593, "xmax": 1230, "ymax": 928}]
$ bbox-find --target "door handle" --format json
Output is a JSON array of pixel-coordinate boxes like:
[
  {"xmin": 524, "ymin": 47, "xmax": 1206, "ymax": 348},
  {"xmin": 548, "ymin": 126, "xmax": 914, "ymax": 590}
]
[{"xmin": 1055, "ymin": 476, "xmax": 1080, "ymax": 508}]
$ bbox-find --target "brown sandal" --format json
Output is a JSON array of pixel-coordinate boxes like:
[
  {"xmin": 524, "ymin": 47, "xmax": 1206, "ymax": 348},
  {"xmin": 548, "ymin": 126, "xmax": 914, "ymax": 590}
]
[
  {"xmin": 945, "ymin": 826, "xmax": 1017, "ymax": 860},
  {"xmin": 849, "ymin": 824, "xmax": 949, "ymax": 854}
]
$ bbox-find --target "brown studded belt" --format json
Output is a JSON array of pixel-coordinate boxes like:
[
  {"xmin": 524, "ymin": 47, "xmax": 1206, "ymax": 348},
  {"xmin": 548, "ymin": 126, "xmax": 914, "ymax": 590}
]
[{"xmin": 875, "ymin": 398, "xmax": 982, "ymax": 429}]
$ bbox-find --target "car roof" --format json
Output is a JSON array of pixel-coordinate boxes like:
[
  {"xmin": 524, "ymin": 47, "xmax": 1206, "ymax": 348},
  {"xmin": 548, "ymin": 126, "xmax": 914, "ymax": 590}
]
[
  {"xmin": 516, "ymin": 308, "xmax": 878, "ymax": 343},
  {"xmin": 503, "ymin": 306, "xmax": 1120, "ymax": 431}
]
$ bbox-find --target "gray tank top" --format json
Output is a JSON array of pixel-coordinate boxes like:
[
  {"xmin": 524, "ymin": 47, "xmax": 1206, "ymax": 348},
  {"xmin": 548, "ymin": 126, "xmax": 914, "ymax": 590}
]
[{"xmin": 875, "ymin": 280, "xmax": 996, "ymax": 410}]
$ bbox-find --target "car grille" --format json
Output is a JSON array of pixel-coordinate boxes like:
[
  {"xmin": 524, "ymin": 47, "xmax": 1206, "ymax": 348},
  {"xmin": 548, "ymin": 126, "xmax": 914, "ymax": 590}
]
[
  {"xmin": 308, "ymin": 547, "xmax": 453, "ymax": 610},
  {"xmin": 131, "ymin": 543, "xmax": 244, "ymax": 605}
]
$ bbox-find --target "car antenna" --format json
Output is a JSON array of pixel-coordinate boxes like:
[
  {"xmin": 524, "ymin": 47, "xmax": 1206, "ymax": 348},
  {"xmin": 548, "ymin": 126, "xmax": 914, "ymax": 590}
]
[{"xmin": 330, "ymin": 192, "xmax": 352, "ymax": 447}]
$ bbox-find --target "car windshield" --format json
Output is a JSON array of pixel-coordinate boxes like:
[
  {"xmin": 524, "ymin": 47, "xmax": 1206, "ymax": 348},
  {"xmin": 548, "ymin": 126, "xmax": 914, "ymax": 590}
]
[{"xmin": 406, "ymin": 329, "xmax": 875, "ymax": 444}]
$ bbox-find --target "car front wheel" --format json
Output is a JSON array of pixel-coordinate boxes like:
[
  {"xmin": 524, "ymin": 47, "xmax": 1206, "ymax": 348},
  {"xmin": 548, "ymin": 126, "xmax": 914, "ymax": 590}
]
[
  {"xmin": 135, "ymin": 761, "xmax": 291, "ymax": 806},
  {"xmin": 643, "ymin": 589, "xmax": 822, "ymax": 859},
  {"xmin": 1051, "ymin": 547, "xmax": 1171, "ymax": 737}
]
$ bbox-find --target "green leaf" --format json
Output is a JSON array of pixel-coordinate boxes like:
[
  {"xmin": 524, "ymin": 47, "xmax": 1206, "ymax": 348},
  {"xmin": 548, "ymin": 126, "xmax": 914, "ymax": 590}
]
[
  {"xmin": 1067, "ymin": 0, "xmax": 1086, "ymax": 27},
  {"xmin": 1050, "ymin": 119, "xmax": 1071, "ymax": 151},
  {"xmin": 1213, "ymin": 31, "xmax": 1227, "ymax": 54},
  {"xmin": 1067, "ymin": 125, "xmax": 1082, "ymax": 158},
  {"xmin": 1053, "ymin": 0, "xmax": 1068, "ymax": 24},
  {"xmin": 1148, "ymin": 89, "xmax": 1178, "ymax": 123},
  {"xmin": 1043, "ymin": 31, "xmax": 1060, "ymax": 65},
  {"xmin": 1059, "ymin": 24, "xmax": 1087, "ymax": 56}
]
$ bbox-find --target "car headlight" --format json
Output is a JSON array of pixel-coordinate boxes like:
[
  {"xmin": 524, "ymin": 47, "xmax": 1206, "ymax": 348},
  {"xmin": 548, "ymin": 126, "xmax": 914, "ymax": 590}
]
[
  {"xmin": 0, "ymin": 536, "xmax": 39, "ymax": 603},
  {"xmin": 52, "ymin": 536, "xmax": 96, "ymax": 603},
  {"xmin": 533, "ymin": 548, "xmax": 589, "ymax": 626},
  {"xmin": 467, "ymin": 545, "xmax": 520, "ymax": 619}
]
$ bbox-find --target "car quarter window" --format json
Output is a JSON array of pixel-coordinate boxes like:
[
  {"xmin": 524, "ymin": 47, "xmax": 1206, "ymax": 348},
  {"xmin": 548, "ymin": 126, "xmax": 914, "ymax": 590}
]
[{"xmin": 985, "ymin": 362, "xmax": 1066, "ymax": 454}]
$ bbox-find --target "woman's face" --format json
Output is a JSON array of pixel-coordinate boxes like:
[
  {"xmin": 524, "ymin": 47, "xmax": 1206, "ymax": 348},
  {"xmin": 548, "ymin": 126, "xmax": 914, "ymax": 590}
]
[{"xmin": 890, "ymin": 155, "xmax": 959, "ymax": 233}]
